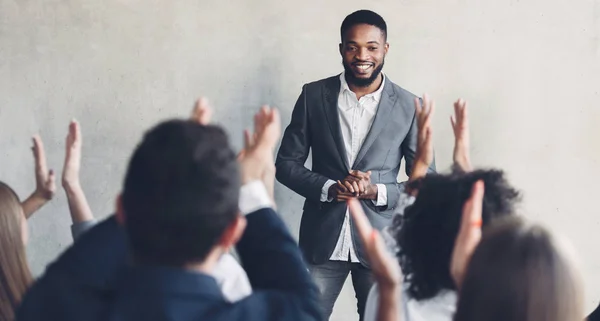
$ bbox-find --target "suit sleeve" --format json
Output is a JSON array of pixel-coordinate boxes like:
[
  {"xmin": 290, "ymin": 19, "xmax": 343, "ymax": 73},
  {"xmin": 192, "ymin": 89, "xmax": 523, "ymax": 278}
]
[
  {"xmin": 383, "ymin": 107, "xmax": 436, "ymax": 209},
  {"xmin": 275, "ymin": 85, "xmax": 332, "ymax": 202},
  {"xmin": 235, "ymin": 186, "xmax": 321, "ymax": 321}
]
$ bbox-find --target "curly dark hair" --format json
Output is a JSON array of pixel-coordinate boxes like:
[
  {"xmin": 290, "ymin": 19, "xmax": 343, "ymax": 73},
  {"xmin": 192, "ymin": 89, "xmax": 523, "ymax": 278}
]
[{"xmin": 393, "ymin": 168, "xmax": 521, "ymax": 301}]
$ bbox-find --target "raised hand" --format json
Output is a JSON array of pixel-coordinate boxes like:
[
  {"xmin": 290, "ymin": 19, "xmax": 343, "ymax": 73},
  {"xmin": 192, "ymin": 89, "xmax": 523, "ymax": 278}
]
[
  {"xmin": 414, "ymin": 95, "xmax": 434, "ymax": 169},
  {"xmin": 190, "ymin": 97, "xmax": 213, "ymax": 125},
  {"xmin": 348, "ymin": 198, "xmax": 402, "ymax": 321},
  {"xmin": 32, "ymin": 135, "xmax": 56, "ymax": 200},
  {"xmin": 62, "ymin": 120, "xmax": 82, "ymax": 189},
  {"xmin": 408, "ymin": 94, "xmax": 434, "ymax": 186},
  {"xmin": 450, "ymin": 180, "xmax": 484, "ymax": 289},
  {"xmin": 450, "ymin": 99, "xmax": 472, "ymax": 171},
  {"xmin": 61, "ymin": 119, "xmax": 94, "ymax": 224},
  {"xmin": 21, "ymin": 135, "xmax": 57, "ymax": 218},
  {"xmin": 238, "ymin": 106, "xmax": 281, "ymax": 203},
  {"xmin": 348, "ymin": 198, "xmax": 401, "ymax": 288}
]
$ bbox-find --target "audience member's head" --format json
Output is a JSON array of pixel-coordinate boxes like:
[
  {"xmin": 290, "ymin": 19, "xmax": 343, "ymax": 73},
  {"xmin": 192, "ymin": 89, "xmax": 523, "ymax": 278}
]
[
  {"xmin": 339, "ymin": 10, "xmax": 388, "ymax": 87},
  {"xmin": 454, "ymin": 218, "xmax": 584, "ymax": 321},
  {"xmin": 118, "ymin": 120, "xmax": 244, "ymax": 267},
  {"xmin": 0, "ymin": 181, "xmax": 32, "ymax": 321},
  {"xmin": 394, "ymin": 169, "xmax": 520, "ymax": 300}
]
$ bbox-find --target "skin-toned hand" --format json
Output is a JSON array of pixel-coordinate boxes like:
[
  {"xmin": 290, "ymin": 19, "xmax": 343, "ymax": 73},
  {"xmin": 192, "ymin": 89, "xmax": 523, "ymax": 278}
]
[
  {"xmin": 451, "ymin": 99, "xmax": 472, "ymax": 172},
  {"xmin": 32, "ymin": 135, "xmax": 56, "ymax": 200},
  {"xmin": 62, "ymin": 120, "xmax": 82, "ymax": 189},
  {"xmin": 450, "ymin": 180, "xmax": 484, "ymax": 290},
  {"xmin": 238, "ymin": 106, "xmax": 281, "ymax": 202},
  {"xmin": 62, "ymin": 120, "xmax": 94, "ymax": 223},
  {"xmin": 190, "ymin": 97, "xmax": 213, "ymax": 125},
  {"xmin": 348, "ymin": 198, "xmax": 401, "ymax": 289},
  {"xmin": 413, "ymin": 94, "xmax": 434, "ymax": 175},
  {"xmin": 21, "ymin": 135, "xmax": 56, "ymax": 218},
  {"xmin": 336, "ymin": 170, "xmax": 378, "ymax": 201}
]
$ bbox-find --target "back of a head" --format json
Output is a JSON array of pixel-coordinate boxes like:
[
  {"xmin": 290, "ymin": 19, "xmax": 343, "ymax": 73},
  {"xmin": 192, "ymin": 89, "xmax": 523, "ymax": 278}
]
[
  {"xmin": 454, "ymin": 218, "xmax": 584, "ymax": 321},
  {"xmin": 340, "ymin": 10, "xmax": 387, "ymax": 41},
  {"xmin": 122, "ymin": 120, "xmax": 240, "ymax": 267},
  {"xmin": 0, "ymin": 182, "xmax": 32, "ymax": 321},
  {"xmin": 396, "ymin": 169, "xmax": 520, "ymax": 300}
]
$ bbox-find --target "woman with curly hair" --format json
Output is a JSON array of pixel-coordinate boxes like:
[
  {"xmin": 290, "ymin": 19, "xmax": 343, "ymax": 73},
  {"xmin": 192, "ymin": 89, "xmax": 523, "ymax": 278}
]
[{"xmin": 364, "ymin": 97, "xmax": 521, "ymax": 321}]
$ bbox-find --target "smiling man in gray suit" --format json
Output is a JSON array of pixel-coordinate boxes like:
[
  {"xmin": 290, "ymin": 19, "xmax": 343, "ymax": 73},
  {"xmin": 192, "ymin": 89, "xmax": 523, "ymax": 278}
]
[{"xmin": 275, "ymin": 10, "xmax": 436, "ymax": 321}]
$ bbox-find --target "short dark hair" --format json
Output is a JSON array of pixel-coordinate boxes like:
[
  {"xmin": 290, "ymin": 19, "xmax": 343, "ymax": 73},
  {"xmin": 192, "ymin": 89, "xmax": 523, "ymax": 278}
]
[
  {"xmin": 122, "ymin": 120, "xmax": 240, "ymax": 266},
  {"xmin": 340, "ymin": 10, "xmax": 387, "ymax": 42},
  {"xmin": 455, "ymin": 218, "xmax": 584, "ymax": 321},
  {"xmin": 394, "ymin": 169, "xmax": 521, "ymax": 300}
]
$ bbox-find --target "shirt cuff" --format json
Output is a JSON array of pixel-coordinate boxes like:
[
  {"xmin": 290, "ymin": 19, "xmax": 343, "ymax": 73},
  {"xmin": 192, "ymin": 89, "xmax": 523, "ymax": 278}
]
[
  {"xmin": 239, "ymin": 181, "xmax": 273, "ymax": 215},
  {"xmin": 321, "ymin": 180, "xmax": 337, "ymax": 202},
  {"xmin": 372, "ymin": 184, "xmax": 388, "ymax": 206}
]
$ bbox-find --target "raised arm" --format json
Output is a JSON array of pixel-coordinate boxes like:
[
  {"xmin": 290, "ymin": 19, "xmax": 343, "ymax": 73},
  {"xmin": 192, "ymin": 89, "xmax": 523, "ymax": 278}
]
[
  {"xmin": 61, "ymin": 120, "xmax": 96, "ymax": 240},
  {"xmin": 237, "ymin": 106, "xmax": 321, "ymax": 320},
  {"xmin": 451, "ymin": 99, "xmax": 472, "ymax": 172},
  {"xmin": 349, "ymin": 198, "xmax": 403, "ymax": 321},
  {"xmin": 21, "ymin": 135, "xmax": 56, "ymax": 218},
  {"xmin": 275, "ymin": 85, "xmax": 334, "ymax": 202}
]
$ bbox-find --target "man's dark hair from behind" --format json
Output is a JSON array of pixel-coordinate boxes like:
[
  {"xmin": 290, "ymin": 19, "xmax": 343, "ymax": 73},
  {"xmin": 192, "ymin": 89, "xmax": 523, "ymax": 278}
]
[
  {"xmin": 340, "ymin": 9, "xmax": 388, "ymax": 42},
  {"xmin": 392, "ymin": 169, "xmax": 521, "ymax": 300},
  {"xmin": 122, "ymin": 120, "xmax": 240, "ymax": 267}
]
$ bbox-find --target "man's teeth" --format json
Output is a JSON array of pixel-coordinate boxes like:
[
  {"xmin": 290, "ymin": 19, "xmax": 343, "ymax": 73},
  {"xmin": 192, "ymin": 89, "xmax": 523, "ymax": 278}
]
[{"xmin": 356, "ymin": 64, "xmax": 371, "ymax": 71}]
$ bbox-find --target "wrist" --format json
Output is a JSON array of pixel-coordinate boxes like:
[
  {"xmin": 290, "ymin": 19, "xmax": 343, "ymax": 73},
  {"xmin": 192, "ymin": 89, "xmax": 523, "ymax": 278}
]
[
  {"xmin": 378, "ymin": 280, "xmax": 400, "ymax": 294},
  {"xmin": 63, "ymin": 180, "xmax": 82, "ymax": 193},
  {"xmin": 366, "ymin": 184, "xmax": 378, "ymax": 200},
  {"xmin": 31, "ymin": 190, "xmax": 51, "ymax": 201}
]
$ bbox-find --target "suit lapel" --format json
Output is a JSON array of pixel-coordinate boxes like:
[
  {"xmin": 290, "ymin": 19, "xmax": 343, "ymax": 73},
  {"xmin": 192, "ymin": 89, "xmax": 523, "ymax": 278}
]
[
  {"xmin": 352, "ymin": 79, "xmax": 397, "ymax": 169},
  {"xmin": 322, "ymin": 77, "xmax": 350, "ymax": 171}
]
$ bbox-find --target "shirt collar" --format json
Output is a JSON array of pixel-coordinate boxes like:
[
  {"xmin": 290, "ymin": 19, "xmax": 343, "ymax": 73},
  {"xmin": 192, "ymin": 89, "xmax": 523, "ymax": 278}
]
[{"xmin": 339, "ymin": 72, "xmax": 386, "ymax": 103}]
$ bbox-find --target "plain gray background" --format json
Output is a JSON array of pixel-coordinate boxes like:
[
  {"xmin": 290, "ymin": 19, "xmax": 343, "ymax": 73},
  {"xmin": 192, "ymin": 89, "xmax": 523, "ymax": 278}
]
[{"xmin": 2, "ymin": 1, "xmax": 600, "ymax": 320}]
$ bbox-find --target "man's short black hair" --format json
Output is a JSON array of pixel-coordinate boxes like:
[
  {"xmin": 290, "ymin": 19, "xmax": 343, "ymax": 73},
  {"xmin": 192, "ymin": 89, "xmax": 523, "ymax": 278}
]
[
  {"xmin": 393, "ymin": 169, "xmax": 521, "ymax": 300},
  {"xmin": 340, "ymin": 10, "xmax": 387, "ymax": 42},
  {"xmin": 122, "ymin": 120, "xmax": 240, "ymax": 266}
]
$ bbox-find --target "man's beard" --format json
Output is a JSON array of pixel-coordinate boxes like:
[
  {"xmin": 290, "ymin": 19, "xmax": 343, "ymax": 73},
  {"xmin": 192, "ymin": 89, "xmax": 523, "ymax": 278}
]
[{"xmin": 343, "ymin": 59, "xmax": 385, "ymax": 88}]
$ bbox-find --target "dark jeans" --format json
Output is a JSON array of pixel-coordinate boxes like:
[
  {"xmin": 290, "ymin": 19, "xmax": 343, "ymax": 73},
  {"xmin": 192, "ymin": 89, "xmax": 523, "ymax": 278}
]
[{"xmin": 308, "ymin": 260, "xmax": 374, "ymax": 321}]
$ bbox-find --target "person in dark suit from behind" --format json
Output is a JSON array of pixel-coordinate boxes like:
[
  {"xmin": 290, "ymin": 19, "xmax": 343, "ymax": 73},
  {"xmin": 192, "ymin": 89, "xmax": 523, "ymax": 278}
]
[{"xmin": 16, "ymin": 103, "xmax": 322, "ymax": 321}]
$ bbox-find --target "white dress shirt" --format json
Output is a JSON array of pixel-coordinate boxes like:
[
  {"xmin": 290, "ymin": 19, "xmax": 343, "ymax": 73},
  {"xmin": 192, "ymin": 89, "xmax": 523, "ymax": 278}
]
[{"xmin": 320, "ymin": 73, "xmax": 388, "ymax": 263}]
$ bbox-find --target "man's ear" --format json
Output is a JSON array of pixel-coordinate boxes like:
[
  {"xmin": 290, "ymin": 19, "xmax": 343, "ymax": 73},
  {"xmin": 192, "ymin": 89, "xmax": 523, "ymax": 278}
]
[
  {"xmin": 384, "ymin": 42, "xmax": 389, "ymax": 54},
  {"xmin": 218, "ymin": 214, "xmax": 247, "ymax": 251},
  {"xmin": 339, "ymin": 43, "xmax": 344, "ymax": 56},
  {"xmin": 115, "ymin": 193, "xmax": 126, "ymax": 226}
]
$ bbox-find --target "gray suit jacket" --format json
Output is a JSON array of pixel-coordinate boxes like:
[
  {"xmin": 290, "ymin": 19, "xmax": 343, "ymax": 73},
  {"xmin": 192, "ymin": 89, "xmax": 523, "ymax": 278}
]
[{"xmin": 276, "ymin": 74, "xmax": 436, "ymax": 266}]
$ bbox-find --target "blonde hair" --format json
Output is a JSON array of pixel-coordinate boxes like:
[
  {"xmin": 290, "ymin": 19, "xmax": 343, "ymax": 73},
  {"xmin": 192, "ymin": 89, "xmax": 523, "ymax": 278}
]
[{"xmin": 0, "ymin": 182, "xmax": 32, "ymax": 321}]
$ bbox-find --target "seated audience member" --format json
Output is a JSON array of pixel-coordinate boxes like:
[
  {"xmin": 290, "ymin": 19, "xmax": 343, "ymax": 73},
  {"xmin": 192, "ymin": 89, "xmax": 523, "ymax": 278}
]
[
  {"xmin": 0, "ymin": 135, "xmax": 56, "ymax": 321},
  {"xmin": 16, "ymin": 103, "xmax": 322, "ymax": 321},
  {"xmin": 451, "ymin": 183, "xmax": 585, "ymax": 321},
  {"xmin": 60, "ymin": 102, "xmax": 252, "ymax": 301},
  {"xmin": 364, "ymin": 98, "xmax": 521, "ymax": 321}
]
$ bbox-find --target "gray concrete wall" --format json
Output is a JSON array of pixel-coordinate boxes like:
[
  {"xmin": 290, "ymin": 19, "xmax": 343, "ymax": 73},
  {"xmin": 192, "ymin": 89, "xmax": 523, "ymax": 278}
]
[{"xmin": 2, "ymin": 0, "xmax": 600, "ymax": 320}]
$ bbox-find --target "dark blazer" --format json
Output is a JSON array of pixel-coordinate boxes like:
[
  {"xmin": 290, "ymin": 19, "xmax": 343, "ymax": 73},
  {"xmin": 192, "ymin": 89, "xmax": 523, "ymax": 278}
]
[
  {"xmin": 16, "ymin": 208, "xmax": 322, "ymax": 321},
  {"xmin": 276, "ymin": 74, "xmax": 436, "ymax": 266}
]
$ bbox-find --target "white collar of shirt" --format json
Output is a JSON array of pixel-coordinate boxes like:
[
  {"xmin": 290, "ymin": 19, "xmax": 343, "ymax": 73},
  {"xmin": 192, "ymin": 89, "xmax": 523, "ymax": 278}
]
[{"xmin": 338, "ymin": 72, "xmax": 386, "ymax": 107}]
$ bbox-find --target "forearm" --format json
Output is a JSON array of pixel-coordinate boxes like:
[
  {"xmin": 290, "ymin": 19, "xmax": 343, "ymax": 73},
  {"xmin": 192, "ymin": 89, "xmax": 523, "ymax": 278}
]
[
  {"xmin": 377, "ymin": 285, "xmax": 401, "ymax": 321},
  {"xmin": 21, "ymin": 192, "xmax": 49, "ymax": 219},
  {"xmin": 63, "ymin": 182, "xmax": 94, "ymax": 223}
]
